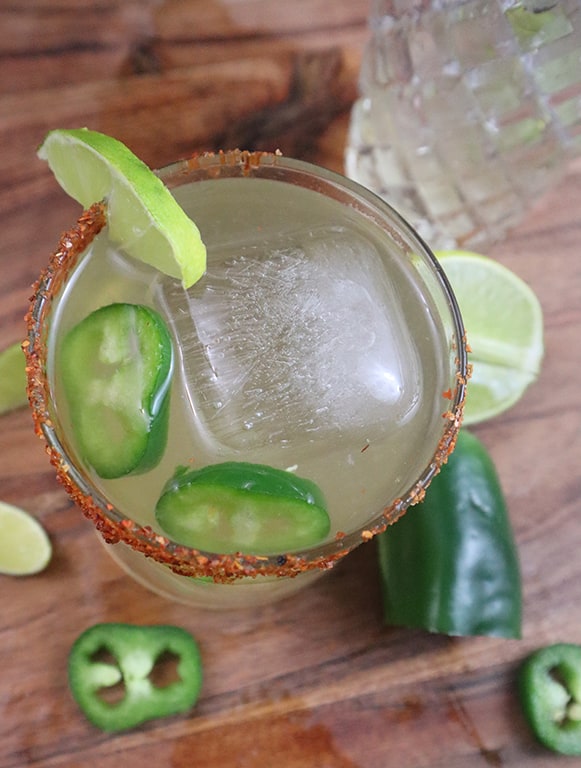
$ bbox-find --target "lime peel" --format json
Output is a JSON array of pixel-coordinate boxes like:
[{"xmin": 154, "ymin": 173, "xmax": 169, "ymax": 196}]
[
  {"xmin": 37, "ymin": 128, "xmax": 206, "ymax": 289},
  {"xmin": 436, "ymin": 249, "xmax": 544, "ymax": 425},
  {"xmin": 0, "ymin": 500, "xmax": 52, "ymax": 576},
  {"xmin": 0, "ymin": 342, "xmax": 28, "ymax": 415}
]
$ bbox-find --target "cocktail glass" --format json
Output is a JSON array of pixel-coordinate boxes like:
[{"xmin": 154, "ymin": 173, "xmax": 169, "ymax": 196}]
[{"xmin": 25, "ymin": 150, "xmax": 467, "ymax": 609}]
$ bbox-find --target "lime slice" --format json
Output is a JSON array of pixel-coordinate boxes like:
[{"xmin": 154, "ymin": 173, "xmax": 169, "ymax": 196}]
[
  {"xmin": 436, "ymin": 250, "xmax": 544, "ymax": 425},
  {"xmin": 0, "ymin": 342, "xmax": 27, "ymax": 415},
  {"xmin": 0, "ymin": 500, "xmax": 52, "ymax": 576},
  {"xmin": 37, "ymin": 128, "xmax": 206, "ymax": 288}
]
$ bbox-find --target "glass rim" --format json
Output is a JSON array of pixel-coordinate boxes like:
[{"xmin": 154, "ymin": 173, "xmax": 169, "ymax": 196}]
[{"xmin": 25, "ymin": 149, "xmax": 468, "ymax": 581}]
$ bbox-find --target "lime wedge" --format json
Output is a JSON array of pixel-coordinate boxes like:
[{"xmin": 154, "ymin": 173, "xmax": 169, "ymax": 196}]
[
  {"xmin": 37, "ymin": 128, "xmax": 206, "ymax": 288},
  {"xmin": 0, "ymin": 500, "xmax": 52, "ymax": 576},
  {"xmin": 436, "ymin": 250, "xmax": 544, "ymax": 425},
  {"xmin": 0, "ymin": 342, "xmax": 27, "ymax": 415}
]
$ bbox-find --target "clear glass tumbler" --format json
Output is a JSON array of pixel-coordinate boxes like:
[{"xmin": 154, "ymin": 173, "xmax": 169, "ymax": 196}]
[
  {"xmin": 25, "ymin": 151, "xmax": 468, "ymax": 609},
  {"xmin": 346, "ymin": 0, "xmax": 581, "ymax": 250}
]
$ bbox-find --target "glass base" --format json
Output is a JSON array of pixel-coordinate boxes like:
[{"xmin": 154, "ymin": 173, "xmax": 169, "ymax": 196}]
[{"xmin": 100, "ymin": 535, "xmax": 326, "ymax": 610}]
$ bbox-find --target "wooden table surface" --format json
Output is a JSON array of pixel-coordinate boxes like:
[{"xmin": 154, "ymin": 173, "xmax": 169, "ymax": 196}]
[{"xmin": 1, "ymin": 2, "xmax": 580, "ymax": 766}]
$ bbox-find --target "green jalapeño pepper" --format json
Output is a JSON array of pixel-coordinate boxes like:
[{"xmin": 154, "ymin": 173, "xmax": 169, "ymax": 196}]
[
  {"xmin": 519, "ymin": 643, "xmax": 581, "ymax": 756},
  {"xmin": 377, "ymin": 429, "xmax": 522, "ymax": 637},
  {"xmin": 68, "ymin": 623, "xmax": 203, "ymax": 732},
  {"xmin": 155, "ymin": 461, "xmax": 330, "ymax": 554},
  {"xmin": 60, "ymin": 303, "xmax": 173, "ymax": 479}
]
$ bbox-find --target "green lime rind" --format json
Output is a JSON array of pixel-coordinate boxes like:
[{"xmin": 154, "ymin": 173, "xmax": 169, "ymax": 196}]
[
  {"xmin": 436, "ymin": 250, "xmax": 544, "ymax": 425},
  {"xmin": 0, "ymin": 500, "xmax": 52, "ymax": 576},
  {"xmin": 0, "ymin": 342, "xmax": 28, "ymax": 416},
  {"xmin": 37, "ymin": 128, "xmax": 206, "ymax": 288},
  {"xmin": 156, "ymin": 462, "xmax": 330, "ymax": 555}
]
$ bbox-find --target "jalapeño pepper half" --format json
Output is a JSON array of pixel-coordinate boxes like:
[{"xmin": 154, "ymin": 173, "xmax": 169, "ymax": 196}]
[
  {"xmin": 519, "ymin": 643, "xmax": 581, "ymax": 756},
  {"xmin": 68, "ymin": 623, "xmax": 202, "ymax": 732},
  {"xmin": 377, "ymin": 429, "xmax": 522, "ymax": 638}
]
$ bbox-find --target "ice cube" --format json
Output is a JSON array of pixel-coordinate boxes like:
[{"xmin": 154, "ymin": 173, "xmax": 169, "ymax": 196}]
[{"xmin": 157, "ymin": 226, "xmax": 422, "ymax": 451}]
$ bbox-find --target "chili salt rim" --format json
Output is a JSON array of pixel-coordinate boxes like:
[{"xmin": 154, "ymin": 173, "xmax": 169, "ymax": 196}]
[{"xmin": 24, "ymin": 151, "xmax": 468, "ymax": 582}]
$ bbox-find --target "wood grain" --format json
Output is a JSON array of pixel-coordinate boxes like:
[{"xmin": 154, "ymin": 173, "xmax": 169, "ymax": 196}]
[{"xmin": 1, "ymin": 2, "xmax": 580, "ymax": 767}]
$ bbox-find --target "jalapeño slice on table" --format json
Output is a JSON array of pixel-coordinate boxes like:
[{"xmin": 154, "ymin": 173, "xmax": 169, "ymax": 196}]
[
  {"xmin": 68, "ymin": 622, "xmax": 203, "ymax": 732},
  {"xmin": 519, "ymin": 643, "xmax": 581, "ymax": 756},
  {"xmin": 155, "ymin": 462, "xmax": 331, "ymax": 555},
  {"xmin": 60, "ymin": 303, "xmax": 173, "ymax": 479}
]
